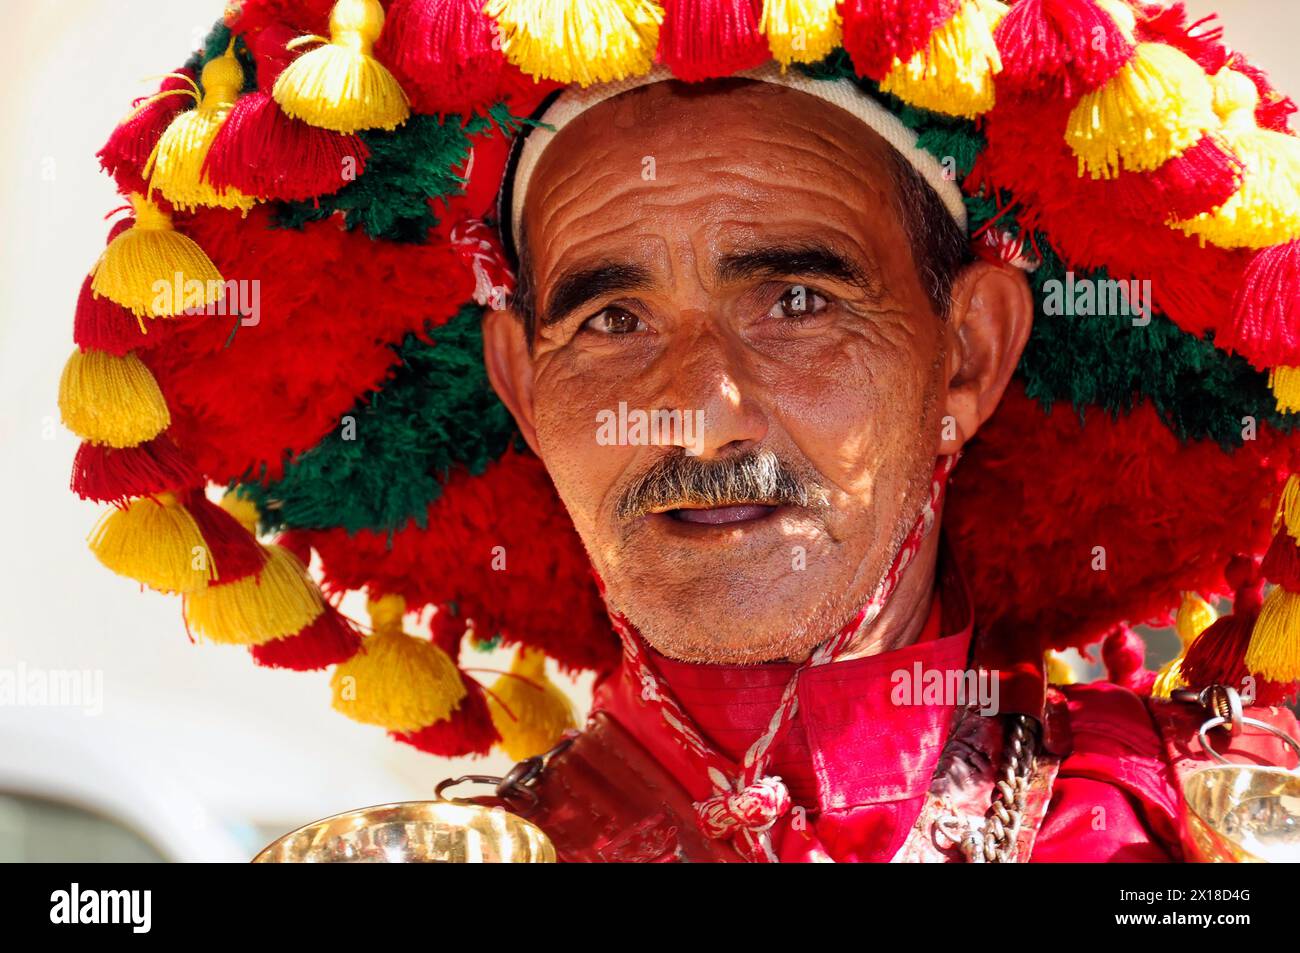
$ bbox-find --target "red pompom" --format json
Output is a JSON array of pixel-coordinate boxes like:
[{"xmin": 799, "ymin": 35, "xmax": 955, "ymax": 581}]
[
  {"xmin": 841, "ymin": 0, "xmax": 961, "ymax": 81},
  {"xmin": 204, "ymin": 91, "xmax": 369, "ymax": 202},
  {"xmin": 97, "ymin": 71, "xmax": 197, "ymax": 195},
  {"xmin": 1109, "ymin": 134, "xmax": 1242, "ymax": 223},
  {"xmin": 184, "ymin": 491, "xmax": 267, "ymax": 584},
  {"xmin": 71, "ymin": 436, "xmax": 199, "ymax": 505},
  {"xmin": 376, "ymin": 0, "xmax": 507, "ymax": 115},
  {"xmin": 658, "ymin": 0, "xmax": 768, "ymax": 82},
  {"xmin": 250, "ymin": 603, "xmax": 364, "ymax": 670},
  {"xmin": 1261, "ymin": 527, "xmax": 1300, "ymax": 591},
  {"xmin": 995, "ymin": 0, "xmax": 1135, "ymax": 99},
  {"xmin": 1101, "ymin": 624, "xmax": 1156, "ymax": 696},
  {"xmin": 1229, "ymin": 240, "xmax": 1300, "ymax": 370},
  {"xmin": 390, "ymin": 676, "xmax": 500, "ymax": 757}
]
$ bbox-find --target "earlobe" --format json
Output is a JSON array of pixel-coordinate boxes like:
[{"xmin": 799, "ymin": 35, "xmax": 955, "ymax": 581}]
[
  {"xmin": 481, "ymin": 307, "xmax": 542, "ymax": 455},
  {"xmin": 938, "ymin": 261, "xmax": 1034, "ymax": 455}
]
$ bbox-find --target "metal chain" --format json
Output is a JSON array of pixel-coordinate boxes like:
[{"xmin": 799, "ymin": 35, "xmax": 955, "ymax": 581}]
[{"xmin": 960, "ymin": 713, "xmax": 1039, "ymax": 863}]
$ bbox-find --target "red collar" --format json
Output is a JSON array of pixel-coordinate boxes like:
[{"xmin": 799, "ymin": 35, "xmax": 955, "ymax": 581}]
[{"xmin": 593, "ymin": 552, "xmax": 986, "ymax": 812}]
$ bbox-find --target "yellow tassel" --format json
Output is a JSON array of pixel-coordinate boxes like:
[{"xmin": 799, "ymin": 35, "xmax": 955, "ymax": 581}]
[
  {"xmin": 879, "ymin": 0, "xmax": 1006, "ymax": 119},
  {"xmin": 1245, "ymin": 585, "xmax": 1300, "ymax": 683},
  {"xmin": 488, "ymin": 647, "xmax": 577, "ymax": 761},
  {"xmin": 1269, "ymin": 366, "xmax": 1300, "ymax": 415},
  {"xmin": 272, "ymin": 0, "xmax": 410, "ymax": 133},
  {"xmin": 90, "ymin": 193, "xmax": 224, "ymax": 318},
  {"xmin": 145, "ymin": 48, "xmax": 256, "ymax": 213},
  {"xmin": 1044, "ymin": 649, "xmax": 1076, "ymax": 686},
  {"xmin": 1153, "ymin": 591, "xmax": 1218, "ymax": 699},
  {"xmin": 1173, "ymin": 70, "xmax": 1300, "ymax": 249},
  {"xmin": 760, "ymin": 0, "xmax": 842, "ymax": 68},
  {"xmin": 183, "ymin": 545, "xmax": 323, "ymax": 646},
  {"xmin": 484, "ymin": 0, "xmax": 663, "ymax": 86},
  {"xmin": 330, "ymin": 594, "xmax": 466, "ymax": 731},
  {"xmin": 58, "ymin": 348, "xmax": 170, "ymax": 448},
  {"xmin": 88, "ymin": 492, "xmax": 213, "ymax": 593},
  {"xmin": 1065, "ymin": 43, "xmax": 1216, "ymax": 179}
]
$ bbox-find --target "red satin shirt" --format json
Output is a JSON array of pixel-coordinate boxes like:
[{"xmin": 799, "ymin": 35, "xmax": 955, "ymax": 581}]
[{"xmin": 591, "ymin": 560, "xmax": 1183, "ymax": 862}]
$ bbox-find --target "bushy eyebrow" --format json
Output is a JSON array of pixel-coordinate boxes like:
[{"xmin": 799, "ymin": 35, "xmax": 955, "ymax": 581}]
[
  {"xmin": 541, "ymin": 262, "xmax": 654, "ymax": 327},
  {"xmin": 715, "ymin": 241, "xmax": 881, "ymax": 299}
]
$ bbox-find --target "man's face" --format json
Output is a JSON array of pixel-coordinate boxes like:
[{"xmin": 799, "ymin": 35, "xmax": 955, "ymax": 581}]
[{"xmin": 495, "ymin": 81, "xmax": 963, "ymax": 664}]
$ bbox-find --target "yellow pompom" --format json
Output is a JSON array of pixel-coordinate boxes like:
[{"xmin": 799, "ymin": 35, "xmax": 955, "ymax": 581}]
[
  {"xmin": 90, "ymin": 194, "xmax": 224, "ymax": 318},
  {"xmin": 488, "ymin": 647, "xmax": 577, "ymax": 761},
  {"xmin": 273, "ymin": 0, "xmax": 410, "ymax": 133},
  {"xmin": 1153, "ymin": 591, "xmax": 1218, "ymax": 699},
  {"xmin": 89, "ymin": 492, "xmax": 213, "ymax": 593},
  {"xmin": 1044, "ymin": 649, "xmax": 1076, "ymax": 686},
  {"xmin": 145, "ymin": 49, "xmax": 256, "ymax": 213},
  {"xmin": 1173, "ymin": 70, "xmax": 1300, "ymax": 249},
  {"xmin": 760, "ymin": 0, "xmax": 842, "ymax": 67},
  {"xmin": 879, "ymin": 0, "xmax": 1006, "ymax": 119},
  {"xmin": 1245, "ymin": 586, "xmax": 1300, "ymax": 683},
  {"xmin": 1269, "ymin": 366, "xmax": 1300, "ymax": 414},
  {"xmin": 183, "ymin": 545, "xmax": 323, "ymax": 646},
  {"xmin": 330, "ymin": 594, "xmax": 466, "ymax": 731},
  {"xmin": 485, "ymin": 0, "xmax": 663, "ymax": 86},
  {"xmin": 59, "ymin": 348, "xmax": 170, "ymax": 448},
  {"xmin": 1066, "ymin": 43, "xmax": 1216, "ymax": 179}
]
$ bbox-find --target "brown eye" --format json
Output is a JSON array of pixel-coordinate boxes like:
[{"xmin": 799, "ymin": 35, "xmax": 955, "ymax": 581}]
[
  {"xmin": 583, "ymin": 307, "xmax": 645, "ymax": 334},
  {"xmin": 768, "ymin": 285, "xmax": 828, "ymax": 319}
]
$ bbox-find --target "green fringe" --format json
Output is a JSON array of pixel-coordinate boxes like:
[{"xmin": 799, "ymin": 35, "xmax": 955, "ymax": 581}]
[{"xmin": 239, "ymin": 305, "xmax": 518, "ymax": 534}]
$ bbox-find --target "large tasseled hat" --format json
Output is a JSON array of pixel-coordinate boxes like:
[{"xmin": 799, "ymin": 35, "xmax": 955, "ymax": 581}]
[{"xmin": 65, "ymin": 0, "xmax": 1300, "ymax": 762}]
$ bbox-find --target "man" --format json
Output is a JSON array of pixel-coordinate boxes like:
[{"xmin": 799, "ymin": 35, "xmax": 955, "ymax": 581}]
[{"xmin": 67, "ymin": 0, "xmax": 1300, "ymax": 863}]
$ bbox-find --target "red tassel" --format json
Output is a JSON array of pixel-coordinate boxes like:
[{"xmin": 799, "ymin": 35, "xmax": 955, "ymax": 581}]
[
  {"xmin": 1101, "ymin": 623, "xmax": 1156, "ymax": 696},
  {"xmin": 1108, "ymin": 134, "xmax": 1243, "ymax": 222},
  {"xmin": 250, "ymin": 602, "xmax": 364, "ymax": 670},
  {"xmin": 71, "ymin": 436, "xmax": 199, "ymax": 505},
  {"xmin": 73, "ymin": 275, "xmax": 198, "ymax": 356},
  {"xmin": 658, "ymin": 0, "xmax": 768, "ymax": 82},
  {"xmin": 1227, "ymin": 54, "xmax": 1297, "ymax": 133},
  {"xmin": 841, "ymin": 0, "xmax": 961, "ymax": 81},
  {"xmin": 1228, "ymin": 240, "xmax": 1300, "ymax": 370},
  {"xmin": 994, "ymin": 0, "xmax": 1134, "ymax": 99},
  {"xmin": 184, "ymin": 490, "xmax": 267, "ymax": 584},
  {"xmin": 203, "ymin": 91, "xmax": 370, "ymax": 202},
  {"xmin": 376, "ymin": 0, "xmax": 507, "ymax": 115},
  {"xmin": 1261, "ymin": 527, "xmax": 1300, "ymax": 592},
  {"xmin": 97, "ymin": 70, "xmax": 198, "ymax": 195},
  {"xmin": 1181, "ymin": 556, "xmax": 1294, "ymax": 706},
  {"xmin": 1134, "ymin": 2, "xmax": 1227, "ymax": 74},
  {"xmin": 390, "ymin": 676, "xmax": 500, "ymax": 757}
]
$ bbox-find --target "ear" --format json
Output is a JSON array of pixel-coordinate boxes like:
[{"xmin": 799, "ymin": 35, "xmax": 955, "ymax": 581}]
[
  {"xmin": 482, "ymin": 306, "xmax": 541, "ymax": 455},
  {"xmin": 938, "ymin": 260, "xmax": 1034, "ymax": 454}
]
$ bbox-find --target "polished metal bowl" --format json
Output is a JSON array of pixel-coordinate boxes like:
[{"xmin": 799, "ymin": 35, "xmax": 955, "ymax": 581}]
[
  {"xmin": 1182, "ymin": 765, "xmax": 1300, "ymax": 863},
  {"xmin": 252, "ymin": 800, "xmax": 556, "ymax": 863}
]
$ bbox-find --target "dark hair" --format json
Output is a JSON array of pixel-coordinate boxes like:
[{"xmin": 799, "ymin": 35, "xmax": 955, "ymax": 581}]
[{"xmin": 509, "ymin": 147, "xmax": 971, "ymax": 343}]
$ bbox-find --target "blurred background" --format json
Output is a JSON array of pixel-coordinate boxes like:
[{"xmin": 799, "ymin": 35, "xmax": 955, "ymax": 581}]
[{"xmin": 0, "ymin": 0, "xmax": 1294, "ymax": 861}]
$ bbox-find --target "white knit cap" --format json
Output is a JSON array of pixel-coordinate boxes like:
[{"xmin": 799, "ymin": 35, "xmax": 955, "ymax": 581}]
[{"xmin": 509, "ymin": 63, "xmax": 969, "ymax": 244}]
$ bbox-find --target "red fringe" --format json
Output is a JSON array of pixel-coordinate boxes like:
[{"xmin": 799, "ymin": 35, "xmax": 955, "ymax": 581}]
[
  {"xmin": 204, "ymin": 91, "xmax": 369, "ymax": 202},
  {"xmin": 840, "ymin": 0, "xmax": 961, "ymax": 81},
  {"xmin": 1109, "ymin": 134, "xmax": 1243, "ymax": 223},
  {"xmin": 71, "ymin": 436, "xmax": 199, "ymax": 505},
  {"xmin": 1227, "ymin": 54, "xmax": 1297, "ymax": 133},
  {"xmin": 73, "ymin": 274, "xmax": 198, "ymax": 356},
  {"xmin": 1134, "ymin": 2, "xmax": 1227, "ymax": 74},
  {"xmin": 183, "ymin": 490, "xmax": 267, "ymax": 584},
  {"xmin": 1261, "ymin": 526, "xmax": 1300, "ymax": 592},
  {"xmin": 250, "ymin": 603, "xmax": 364, "ymax": 670},
  {"xmin": 1229, "ymin": 240, "xmax": 1300, "ymax": 370},
  {"xmin": 97, "ymin": 70, "xmax": 196, "ymax": 196},
  {"xmin": 657, "ymin": 0, "xmax": 768, "ymax": 82},
  {"xmin": 995, "ymin": 0, "xmax": 1134, "ymax": 98},
  {"xmin": 376, "ymin": 0, "xmax": 507, "ymax": 115},
  {"xmin": 390, "ymin": 676, "xmax": 500, "ymax": 757}
]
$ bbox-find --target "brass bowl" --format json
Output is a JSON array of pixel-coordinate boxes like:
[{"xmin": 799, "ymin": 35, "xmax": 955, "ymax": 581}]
[
  {"xmin": 252, "ymin": 801, "xmax": 556, "ymax": 863},
  {"xmin": 1182, "ymin": 765, "xmax": 1300, "ymax": 863}
]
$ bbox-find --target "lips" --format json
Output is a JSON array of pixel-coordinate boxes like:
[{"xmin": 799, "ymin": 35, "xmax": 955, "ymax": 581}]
[{"xmin": 668, "ymin": 504, "xmax": 777, "ymax": 525}]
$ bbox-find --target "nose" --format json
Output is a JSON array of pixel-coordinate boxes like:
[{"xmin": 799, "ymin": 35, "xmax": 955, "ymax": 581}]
[{"xmin": 656, "ymin": 323, "xmax": 768, "ymax": 460}]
